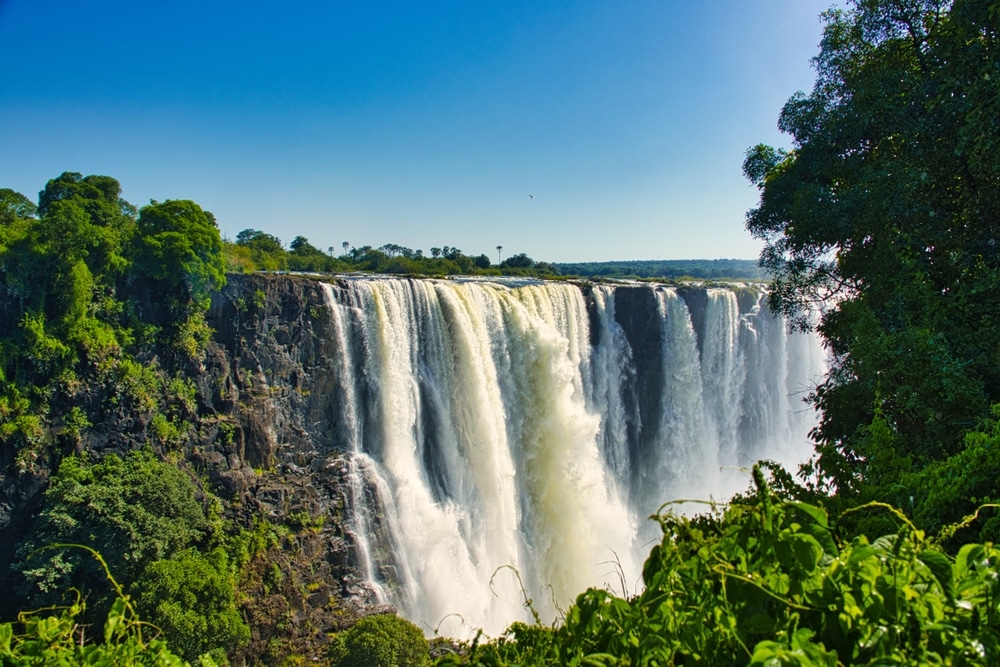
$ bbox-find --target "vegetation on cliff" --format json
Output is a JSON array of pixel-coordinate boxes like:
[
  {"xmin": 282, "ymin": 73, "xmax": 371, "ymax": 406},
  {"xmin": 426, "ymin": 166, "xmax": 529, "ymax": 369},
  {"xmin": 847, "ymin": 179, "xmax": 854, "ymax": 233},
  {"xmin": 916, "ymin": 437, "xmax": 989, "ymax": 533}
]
[
  {"xmin": 0, "ymin": 173, "xmax": 226, "ymax": 466},
  {"xmin": 1, "ymin": 547, "xmax": 200, "ymax": 666},
  {"xmin": 0, "ymin": 177, "xmax": 352, "ymax": 664},
  {"xmin": 14, "ymin": 450, "xmax": 248, "ymax": 663}
]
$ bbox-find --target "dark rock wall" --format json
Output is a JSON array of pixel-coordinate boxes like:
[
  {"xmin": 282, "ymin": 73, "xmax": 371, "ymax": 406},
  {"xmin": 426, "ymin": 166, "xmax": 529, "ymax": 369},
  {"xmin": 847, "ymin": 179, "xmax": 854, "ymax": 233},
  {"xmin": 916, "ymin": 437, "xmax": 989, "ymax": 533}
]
[{"xmin": 607, "ymin": 285, "xmax": 664, "ymax": 482}]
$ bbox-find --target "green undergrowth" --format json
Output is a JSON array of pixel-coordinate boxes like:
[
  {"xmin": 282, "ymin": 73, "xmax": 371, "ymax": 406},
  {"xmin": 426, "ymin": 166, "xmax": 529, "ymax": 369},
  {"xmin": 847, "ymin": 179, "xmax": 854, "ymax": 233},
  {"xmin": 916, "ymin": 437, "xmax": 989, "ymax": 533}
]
[
  {"xmin": 434, "ymin": 467, "xmax": 1000, "ymax": 666},
  {"xmin": 8, "ymin": 468, "xmax": 1000, "ymax": 666},
  {"xmin": 0, "ymin": 544, "xmax": 217, "ymax": 666}
]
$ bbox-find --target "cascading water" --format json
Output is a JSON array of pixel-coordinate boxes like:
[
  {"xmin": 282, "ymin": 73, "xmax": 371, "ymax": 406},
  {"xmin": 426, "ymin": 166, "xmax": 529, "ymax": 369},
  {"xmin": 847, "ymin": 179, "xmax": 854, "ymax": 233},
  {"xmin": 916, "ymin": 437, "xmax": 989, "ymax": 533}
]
[{"xmin": 318, "ymin": 277, "xmax": 826, "ymax": 637}]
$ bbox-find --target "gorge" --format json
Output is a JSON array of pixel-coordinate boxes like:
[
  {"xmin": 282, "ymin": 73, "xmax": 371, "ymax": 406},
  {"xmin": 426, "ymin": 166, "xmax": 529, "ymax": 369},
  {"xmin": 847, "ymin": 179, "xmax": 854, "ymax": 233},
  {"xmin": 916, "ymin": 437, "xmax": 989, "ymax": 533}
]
[{"xmin": 204, "ymin": 274, "xmax": 825, "ymax": 637}]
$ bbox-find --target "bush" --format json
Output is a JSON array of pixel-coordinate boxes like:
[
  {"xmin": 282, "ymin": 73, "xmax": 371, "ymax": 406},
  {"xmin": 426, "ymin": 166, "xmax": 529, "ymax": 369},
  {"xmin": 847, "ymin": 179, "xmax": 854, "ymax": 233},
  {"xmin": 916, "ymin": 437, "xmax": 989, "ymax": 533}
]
[
  {"xmin": 15, "ymin": 450, "xmax": 208, "ymax": 621},
  {"xmin": 0, "ymin": 545, "xmax": 215, "ymax": 666},
  {"xmin": 329, "ymin": 614, "xmax": 429, "ymax": 667},
  {"xmin": 133, "ymin": 548, "xmax": 250, "ymax": 663}
]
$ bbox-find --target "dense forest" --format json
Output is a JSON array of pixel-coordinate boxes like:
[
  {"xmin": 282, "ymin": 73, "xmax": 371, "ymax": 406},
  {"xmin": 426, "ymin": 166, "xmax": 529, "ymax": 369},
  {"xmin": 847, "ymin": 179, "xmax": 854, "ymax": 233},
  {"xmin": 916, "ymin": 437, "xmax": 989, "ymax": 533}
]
[{"xmin": 3, "ymin": 0, "xmax": 1000, "ymax": 664}]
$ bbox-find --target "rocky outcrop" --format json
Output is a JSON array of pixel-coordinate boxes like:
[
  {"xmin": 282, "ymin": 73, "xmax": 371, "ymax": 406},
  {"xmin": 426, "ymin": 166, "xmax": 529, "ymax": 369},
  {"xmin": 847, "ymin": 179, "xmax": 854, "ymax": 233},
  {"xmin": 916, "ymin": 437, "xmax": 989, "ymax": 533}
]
[
  {"xmin": 606, "ymin": 285, "xmax": 664, "ymax": 481},
  {"xmin": 198, "ymin": 274, "xmax": 384, "ymax": 660}
]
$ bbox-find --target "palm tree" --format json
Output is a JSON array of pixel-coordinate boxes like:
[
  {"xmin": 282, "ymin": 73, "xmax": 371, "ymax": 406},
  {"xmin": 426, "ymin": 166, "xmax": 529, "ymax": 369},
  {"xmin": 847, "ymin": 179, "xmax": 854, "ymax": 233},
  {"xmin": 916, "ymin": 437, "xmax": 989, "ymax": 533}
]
[{"xmin": 496, "ymin": 245, "xmax": 503, "ymax": 264}]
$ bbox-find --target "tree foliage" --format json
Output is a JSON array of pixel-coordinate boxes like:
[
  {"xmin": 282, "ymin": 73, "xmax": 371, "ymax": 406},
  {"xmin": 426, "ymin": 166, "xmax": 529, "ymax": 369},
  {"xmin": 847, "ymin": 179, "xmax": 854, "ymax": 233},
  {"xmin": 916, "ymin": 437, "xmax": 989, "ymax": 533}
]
[
  {"xmin": 132, "ymin": 200, "xmax": 226, "ymax": 310},
  {"xmin": 132, "ymin": 548, "xmax": 249, "ymax": 664},
  {"xmin": 15, "ymin": 451, "xmax": 208, "ymax": 612},
  {"xmin": 13, "ymin": 450, "xmax": 249, "ymax": 663},
  {"xmin": 223, "ymin": 230, "xmax": 563, "ymax": 278},
  {"xmin": 554, "ymin": 259, "xmax": 763, "ymax": 280},
  {"xmin": 743, "ymin": 0, "xmax": 1000, "ymax": 501},
  {"xmin": 330, "ymin": 614, "xmax": 429, "ymax": 667},
  {"xmin": 0, "ymin": 174, "xmax": 227, "ymax": 469},
  {"xmin": 1, "ymin": 545, "xmax": 216, "ymax": 666},
  {"xmin": 0, "ymin": 189, "xmax": 37, "ymax": 234}
]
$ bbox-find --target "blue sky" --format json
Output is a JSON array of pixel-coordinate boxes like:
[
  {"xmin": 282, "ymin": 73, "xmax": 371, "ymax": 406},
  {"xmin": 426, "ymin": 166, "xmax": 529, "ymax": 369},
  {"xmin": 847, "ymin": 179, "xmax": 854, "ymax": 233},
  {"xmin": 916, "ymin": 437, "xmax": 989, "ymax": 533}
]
[{"xmin": 0, "ymin": 1, "xmax": 838, "ymax": 263}]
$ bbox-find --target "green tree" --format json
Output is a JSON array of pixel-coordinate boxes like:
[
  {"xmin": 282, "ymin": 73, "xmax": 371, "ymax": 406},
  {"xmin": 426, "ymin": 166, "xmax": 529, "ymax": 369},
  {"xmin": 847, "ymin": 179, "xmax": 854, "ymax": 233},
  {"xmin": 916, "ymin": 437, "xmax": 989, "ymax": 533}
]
[
  {"xmin": 0, "ymin": 189, "xmax": 37, "ymax": 227},
  {"xmin": 288, "ymin": 234, "xmax": 334, "ymax": 272},
  {"xmin": 15, "ymin": 450, "xmax": 208, "ymax": 618},
  {"xmin": 329, "ymin": 614, "xmax": 429, "ymax": 667},
  {"xmin": 743, "ymin": 0, "xmax": 1000, "ymax": 503},
  {"xmin": 235, "ymin": 228, "xmax": 287, "ymax": 271},
  {"xmin": 0, "ymin": 177, "xmax": 136, "ymax": 390},
  {"xmin": 500, "ymin": 252, "xmax": 533, "ymax": 269},
  {"xmin": 12, "ymin": 450, "xmax": 250, "ymax": 662},
  {"xmin": 289, "ymin": 235, "xmax": 318, "ymax": 255},
  {"xmin": 127, "ymin": 200, "xmax": 226, "ymax": 357},
  {"xmin": 37, "ymin": 172, "xmax": 136, "ymax": 279},
  {"xmin": 131, "ymin": 199, "xmax": 227, "ymax": 310},
  {"xmin": 132, "ymin": 547, "xmax": 250, "ymax": 663}
]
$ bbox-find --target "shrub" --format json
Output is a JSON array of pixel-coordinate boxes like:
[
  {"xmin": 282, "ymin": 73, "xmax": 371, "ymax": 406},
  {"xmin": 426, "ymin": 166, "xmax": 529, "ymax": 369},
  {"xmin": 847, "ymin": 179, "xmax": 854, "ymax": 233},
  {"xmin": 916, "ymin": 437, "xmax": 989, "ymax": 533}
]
[
  {"xmin": 329, "ymin": 614, "xmax": 429, "ymax": 667},
  {"xmin": 133, "ymin": 548, "xmax": 250, "ymax": 663},
  {"xmin": 15, "ymin": 450, "xmax": 207, "ymax": 619}
]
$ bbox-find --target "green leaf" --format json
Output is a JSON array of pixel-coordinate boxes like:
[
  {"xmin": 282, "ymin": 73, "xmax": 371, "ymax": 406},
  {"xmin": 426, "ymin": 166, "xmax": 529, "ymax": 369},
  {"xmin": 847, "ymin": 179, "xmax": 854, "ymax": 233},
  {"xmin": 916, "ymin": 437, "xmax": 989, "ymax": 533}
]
[
  {"xmin": 790, "ymin": 533, "xmax": 824, "ymax": 571},
  {"xmin": 954, "ymin": 543, "xmax": 984, "ymax": 578},
  {"xmin": 918, "ymin": 549, "xmax": 954, "ymax": 600},
  {"xmin": 0, "ymin": 623, "xmax": 12, "ymax": 652},
  {"xmin": 104, "ymin": 597, "xmax": 128, "ymax": 643},
  {"xmin": 783, "ymin": 501, "xmax": 830, "ymax": 529},
  {"xmin": 801, "ymin": 521, "xmax": 838, "ymax": 558}
]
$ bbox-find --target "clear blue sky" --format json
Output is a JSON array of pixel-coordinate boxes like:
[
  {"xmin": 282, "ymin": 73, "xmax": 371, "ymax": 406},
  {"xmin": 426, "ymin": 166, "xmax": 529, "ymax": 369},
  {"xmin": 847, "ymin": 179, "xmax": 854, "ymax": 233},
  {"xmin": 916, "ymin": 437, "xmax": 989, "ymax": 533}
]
[{"xmin": 0, "ymin": 1, "xmax": 838, "ymax": 263}]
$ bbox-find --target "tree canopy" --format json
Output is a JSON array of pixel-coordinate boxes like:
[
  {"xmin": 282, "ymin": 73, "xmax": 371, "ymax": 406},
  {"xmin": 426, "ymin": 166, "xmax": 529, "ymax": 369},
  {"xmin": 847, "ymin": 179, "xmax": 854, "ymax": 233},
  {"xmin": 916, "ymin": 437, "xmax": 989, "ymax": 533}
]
[
  {"xmin": 132, "ymin": 199, "xmax": 227, "ymax": 309},
  {"xmin": 0, "ymin": 173, "xmax": 226, "ymax": 467},
  {"xmin": 14, "ymin": 450, "xmax": 249, "ymax": 663},
  {"xmin": 223, "ymin": 231, "xmax": 566, "ymax": 278},
  {"xmin": 744, "ymin": 0, "xmax": 1000, "ymax": 514}
]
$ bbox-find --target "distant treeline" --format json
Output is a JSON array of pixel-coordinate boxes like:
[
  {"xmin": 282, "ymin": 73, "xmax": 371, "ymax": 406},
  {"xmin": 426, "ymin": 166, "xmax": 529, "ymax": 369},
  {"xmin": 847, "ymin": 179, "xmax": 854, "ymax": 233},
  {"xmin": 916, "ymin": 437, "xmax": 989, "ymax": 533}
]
[
  {"xmin": 226, "ymin": 232, "xmax": 764, "ymax": 281},
  {"xmin": 553, "ymin": 259, "xmax": 764, "ymax": 280},
  {"xmin": 226, "ymin": 230, "xmax": 560, "ymax": 277}
]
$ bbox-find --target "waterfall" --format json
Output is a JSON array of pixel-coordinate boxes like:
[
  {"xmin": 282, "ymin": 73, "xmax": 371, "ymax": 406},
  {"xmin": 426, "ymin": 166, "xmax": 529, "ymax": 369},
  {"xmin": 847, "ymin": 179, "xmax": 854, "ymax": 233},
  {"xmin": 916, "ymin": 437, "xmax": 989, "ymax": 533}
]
[{"xmin": 318, "ymin": 277, "xmax": 826, "ymax": 637}]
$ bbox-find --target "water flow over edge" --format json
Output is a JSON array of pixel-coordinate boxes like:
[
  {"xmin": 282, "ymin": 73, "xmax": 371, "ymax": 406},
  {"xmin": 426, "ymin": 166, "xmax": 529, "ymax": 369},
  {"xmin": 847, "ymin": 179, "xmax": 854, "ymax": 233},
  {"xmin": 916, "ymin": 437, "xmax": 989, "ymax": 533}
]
[{"xmin": 319, "ymin": 278, "xmax": 826, "ymax": 637}]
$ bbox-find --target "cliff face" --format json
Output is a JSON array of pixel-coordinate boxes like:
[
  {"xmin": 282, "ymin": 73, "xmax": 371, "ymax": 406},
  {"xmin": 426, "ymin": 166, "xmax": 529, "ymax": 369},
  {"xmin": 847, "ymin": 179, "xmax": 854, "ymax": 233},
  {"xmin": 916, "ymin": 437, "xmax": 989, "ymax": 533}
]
[
  {"xmin": 198, "ymin": 274, "xmax": 389, "ymax": 658},
  {"xmin": 0, "ymin": 273, "xmax": 382, "ymax": 662},
  {"xmin": 201, "ymin": 274, "xmax": 343, "ymax": 497}
]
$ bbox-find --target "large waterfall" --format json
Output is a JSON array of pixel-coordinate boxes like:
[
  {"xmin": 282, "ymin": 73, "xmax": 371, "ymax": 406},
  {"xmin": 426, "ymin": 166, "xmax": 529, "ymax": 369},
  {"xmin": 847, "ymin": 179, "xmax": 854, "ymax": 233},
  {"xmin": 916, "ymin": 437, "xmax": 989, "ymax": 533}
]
[{"xmin": 318, "ymin": 277, "xmax": 826, "ymax": 636}]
